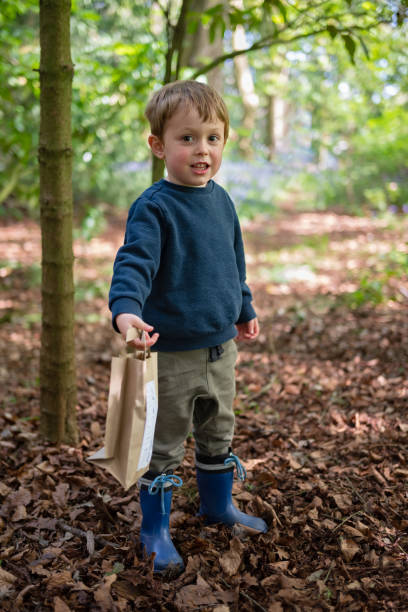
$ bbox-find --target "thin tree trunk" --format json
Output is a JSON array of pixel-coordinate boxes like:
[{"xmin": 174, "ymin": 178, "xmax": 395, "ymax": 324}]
[
  {"xmin": 39, "ymin": 0, "xmax": 78, "ymax": 444},
  {"xmin": 266, "ymin": 94, "xmax": 276, "ymax": 161},
  {"xmin": 151, "ymin": 0, "xmax": 190, "ymax": 184},
  {"xmin": 231, "ymin": 3, "xmax": 258, "ymax": 159},
  {"xmin": 152, "ymin": 156, "xmax": 165, "ymax": 184},
  {"xmin": 182, "ymin": 0, "xmax": 224, "ymax": 91}
]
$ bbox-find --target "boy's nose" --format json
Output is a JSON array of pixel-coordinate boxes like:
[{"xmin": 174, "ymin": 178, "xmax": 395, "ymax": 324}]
[{"xmin": 195, "ymin": 139, "xmax": 209, "ymax": 154}]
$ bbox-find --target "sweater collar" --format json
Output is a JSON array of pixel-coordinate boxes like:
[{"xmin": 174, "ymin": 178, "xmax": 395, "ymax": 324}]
[{"xmin": 160, "ymin": 179, "xmax": 215, "ymax": 195}]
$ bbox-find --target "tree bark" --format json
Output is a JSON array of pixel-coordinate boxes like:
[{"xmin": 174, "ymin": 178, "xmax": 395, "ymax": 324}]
[
  {"xmin": 151, "ymin": 0, "xmax": 224, "ymax": 184},
  {"xmin": 231, "ymin": 2, "xmax": 258, "ymax": 159},
  {"xmin": 39, "ymin": 0, "xmax": 78, "ymax": 444},
  {"xmin": 266, "ymin": 94, "xmax": 276, "ymax": 161},
  {"xmin": 182, "ymin": 0, "xmax": 224, "ymax": 91}
]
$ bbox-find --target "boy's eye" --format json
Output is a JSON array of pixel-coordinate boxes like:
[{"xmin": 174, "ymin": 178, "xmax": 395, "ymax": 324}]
[
  {"xmin": 209, "ymin": 135, "xmax": 221, "ymax": 142},
  {"xmin": 182, "ymin": 135, "xmax": 193, "ymax": 142}
]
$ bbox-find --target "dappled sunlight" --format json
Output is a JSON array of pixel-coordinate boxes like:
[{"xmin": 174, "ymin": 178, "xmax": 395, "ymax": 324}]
[
  {"xmin": 0, "ymin": 222, "xmax": 41, "ymax": 266},
  {"xmin": 245, "ymin": 210, "xmax": 390, "ymax": 240},
  {"xmin": 74, "ymin": 234, "xmax": 121, "ymax": 259}
]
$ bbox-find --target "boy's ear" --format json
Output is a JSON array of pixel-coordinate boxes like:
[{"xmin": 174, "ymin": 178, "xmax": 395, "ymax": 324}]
[{"xmin": 148, "ymin": 134, "xmax": 165, "ymax": 159}]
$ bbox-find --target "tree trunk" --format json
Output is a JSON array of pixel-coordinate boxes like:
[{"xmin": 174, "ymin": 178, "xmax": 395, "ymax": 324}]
[
  {"xmin": 231, "ymin": 6, "xmax": 258, "ymax": 159},
  {"xmin": 265, "ymin": 69, "xmax": 290, "ymax": 159},
  {"xmin": 152, "ymin": 156, "xmax": 165, "ymax": 184},
  {"xmin": 151, "ymin": 0, "xmax": 225, "ymax": 184},
  {"xmin": 39, "ymin": 0, "xmax": 78, "ymax": 444},
  {"xmin": 182, "ymin": 0, "xmax": 224, "ymax": 91},
  {"xmin": 266, "ymin": 94, "xmax": 276, "ymax": 161}
]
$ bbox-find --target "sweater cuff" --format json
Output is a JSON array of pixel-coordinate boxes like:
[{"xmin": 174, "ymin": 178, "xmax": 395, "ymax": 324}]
[
  {"xmin": 236, "ymin": 299, "xmax": 257, "ymax": 325},
  {"xmin": 110, "ymin": 297, "xmax": 143, "ymax": 332}
]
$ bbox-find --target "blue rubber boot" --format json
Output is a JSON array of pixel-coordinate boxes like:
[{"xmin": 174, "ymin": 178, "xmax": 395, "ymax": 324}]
[
  {"xmin": 196, "ymin": 452, "xmax": 268, "ymax": 533},
  {"xmin": 139, "ymin": 474, "xmax": 184, "ymax": 574}
]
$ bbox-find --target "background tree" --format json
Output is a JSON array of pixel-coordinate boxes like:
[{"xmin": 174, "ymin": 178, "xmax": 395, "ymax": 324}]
[
  {"xmin": 147, "ymin": 0, "xmax": 400, "ymax": 179},
  {"xmin": 39, "ymin": 0, "xmax": 77, "ymax": 444}
]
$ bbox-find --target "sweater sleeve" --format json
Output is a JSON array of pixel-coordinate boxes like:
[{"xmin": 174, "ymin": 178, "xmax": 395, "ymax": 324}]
[
  {"xmin": 233, "ymin": 207, "xmax": 257, "ymax": 324},
  {"xmin": 109, "ymin": 198, "xmax": 165, "ymax": 332}
]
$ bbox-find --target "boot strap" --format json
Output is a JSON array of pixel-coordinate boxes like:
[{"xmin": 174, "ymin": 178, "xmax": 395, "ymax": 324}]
[
  {"xmin": 224, "ymin": 453, "xmax": 247, "ymax": 481},
  {"xmin": 196, "ymin": 452, "xmax": 247, "ymax": 481},
  {"xmin": 147, "ymin": 474, "xmax": 183, "ymax": 514}
]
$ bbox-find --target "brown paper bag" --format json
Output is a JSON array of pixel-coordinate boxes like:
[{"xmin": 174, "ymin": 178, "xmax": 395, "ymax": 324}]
[{"xmin": 88, "ymin": 328, "xmax": 158, "ymax": 490}]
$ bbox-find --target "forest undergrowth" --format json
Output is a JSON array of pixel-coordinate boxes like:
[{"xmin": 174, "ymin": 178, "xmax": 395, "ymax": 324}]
[{"xmin": 0, "ymin": 208, "xmax": 407, "ymax": 611}]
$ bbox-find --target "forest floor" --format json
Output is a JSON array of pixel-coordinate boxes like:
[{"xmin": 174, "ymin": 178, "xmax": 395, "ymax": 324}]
[{"xmin": 0, "ymin": 205, "xmax": 407, "ymax": 611}]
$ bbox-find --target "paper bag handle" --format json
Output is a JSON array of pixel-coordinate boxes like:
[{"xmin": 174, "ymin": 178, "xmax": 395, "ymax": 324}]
[{"xmin": 126, "ymin": 326, "xmax": 151, "ymax": 359}]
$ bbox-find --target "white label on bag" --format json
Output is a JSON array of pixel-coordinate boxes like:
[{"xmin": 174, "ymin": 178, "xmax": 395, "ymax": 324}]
[{"xmin": 137, "ymin": 380, "xmax": 158, "ymax": 470}]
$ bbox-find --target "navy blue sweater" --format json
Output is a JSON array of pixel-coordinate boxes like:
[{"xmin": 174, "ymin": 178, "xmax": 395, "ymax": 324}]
[{"xmin": 109, "ymin": 179, "xmax": 256, "ymax": 351}]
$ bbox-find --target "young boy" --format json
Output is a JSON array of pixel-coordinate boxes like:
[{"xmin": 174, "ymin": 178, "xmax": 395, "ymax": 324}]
[{"xmin": 109, "ymin": 80, "xmax": 267, "ymax": 574}]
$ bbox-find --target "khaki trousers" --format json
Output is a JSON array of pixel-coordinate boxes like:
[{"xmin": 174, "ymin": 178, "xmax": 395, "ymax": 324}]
[{"xmin": 149, "ymin": 339, "xmax": 237, "ymax": 474}]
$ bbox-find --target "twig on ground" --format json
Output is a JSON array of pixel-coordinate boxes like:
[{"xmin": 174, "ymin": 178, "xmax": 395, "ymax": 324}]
[
  {"xmin": 240, "ymin": 589, "xmax": 268, "ymax": 612},
  {"xmin": 344, "ymin": 475, "xmax": 367, "ymax": 507},
  {"xmin": 245, "ymin": 377, "xmax": 278, "ymax": 404},
  {"xmin": 323, "ymin": 560, "xmax": 335, "ymax": 585},
  {"xmin": 57, "ymin": 519, "xmax": 120, "ymax": 550},
  {"xmin": 332, "ymin": 510, "xmax": 362, "ymax": 533},
  {"xmin": 220, "ymin": 578, "xmax": 267, "ymax": 612}
]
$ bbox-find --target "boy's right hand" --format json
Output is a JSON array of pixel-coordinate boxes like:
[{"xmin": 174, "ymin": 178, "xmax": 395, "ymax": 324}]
[{"xmin": 115, "ymin": 313, "xmax": 159, "ymax": 349}]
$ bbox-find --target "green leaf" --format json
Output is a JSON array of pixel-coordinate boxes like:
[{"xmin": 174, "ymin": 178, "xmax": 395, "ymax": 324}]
[
  {"xmin": 271, "ymin": 0, "xmax": 287, "ymax": 22},
  {"xmin": 78, "ymin": 11, "xmax": 101, "ymax": 22},
  {"xmin": 357, "ymin": 34, "xmax": 370, "ymax": 59},
  {"xmin": 106, "ymin": 562, "xmax": 125, "ymax": 576},
  {"xmin": 204, "ymin": 3, "xmax": 224, "ymax": 17},
  {"xmin": 342, "ymin": 34, "xmax": 356, "ymax": 64},
  {"xmin": 327, "ymin": 24, "xmax": 338, "ymax": 39},
  {"xmin": 208, "ymin": 14, "xmax": 225, "ymax": 43},
  {"xmin": 186, "ymin": 12, "xmax": 201, "ymax": 35}
]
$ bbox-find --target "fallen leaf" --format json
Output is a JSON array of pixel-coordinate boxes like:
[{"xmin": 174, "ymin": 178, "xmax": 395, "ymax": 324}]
[
  {"xmin": 90, "ymin": 421, "xmax": 102, "ymax": 437},
  {"xmin": 340, "ymin": 537, "xmax": 360, "ymax": 562},
  {"xmin": 0, "ymin": 567, "xmax": 17, "ymax": 597},
  {"xmin": 93, "ymin": 574, "xmax": 117, "ymax": 612},
  {"xmin": 280, "ymin": 575, "xmax": 305, "ymax": 590},
  {"xmin": 268, "ymin": 603, "xmax": 283, "ymax": 612},
  {"xmin": 288, "ymin": 454, "xmax": 302, "ymax": 470},
  {"xmin": 9, "ymin": 486, "xmax": 32, "ymax": 507},
  {"xmin": 306, "ymin": 569, "xmax": 324, "ymax": 583},
  {"xmin": 332, "ymin": 493, "xmax": 352, "ymax": 510},
  {"xmin": 275, "ymin": 546, "xmax": 290, "ymax": 560},
  {"xmin": 36, "ymin": 461, "xmax": 55, "ymax": 474},
  {"xmin": 346, "ymin": 580, "xmax": 362, "ymax": 591},
  {"xmin": 12, "ymin": 504, "xmax": 27, "ymax": 521},
  {"xmin": 53, "ymin": 596, "xmax": 71, "ymax": 612},
  {"xmin": 46, "ymin": 571, "xmax": 74, "ymax": 591},
  {"xmin": 52, "ymin": 483, "xmax": 70, "ymax": 507},
  {"xmin": 342, "ymin": 525, "xmax": 365, "ymax": 539},
  {"xmin": 219, "ymin": 537, "xmax": 243, "ymax": 576},
  {"xmin": 0, "ymin": 482, "xmax": 11, "ymax": 496},
  {"xmin": 176, "ymin": 577, "xmax": 218, "ymax": 610}
]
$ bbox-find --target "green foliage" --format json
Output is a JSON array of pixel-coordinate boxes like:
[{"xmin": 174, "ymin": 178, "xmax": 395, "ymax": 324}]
[
  {"xmin": 74, "ymin": 206, "xmax": 106, "ymax": 242},
  {"xmin": 344, "ymin": 276, "xmax": 386, "ymax": 308},
  {"xmin": 274, "ymin": 26, "xmax": 408, "ymax": 215},
  {"xmin": 1, "ymin": 0, "xmax": 406, "ymax": 219},
  {"xmin": 341, "ymin": 247, "xmax": 408, "ymax": 308},
  {"xmin": 294, "ymin": 105, "xmax": 408, "ymax": 214},
  {"xmin": 0, "ymin": 1, "xmax": 40, "ymax": 211},
  {"xmin": 75, "ymin": 278, "xmax": 109, "ymax": 302}
]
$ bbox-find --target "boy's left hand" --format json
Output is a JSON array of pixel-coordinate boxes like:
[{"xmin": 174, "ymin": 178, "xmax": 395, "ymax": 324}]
[{"xmin": 235, "ymin": 317, "xmax": 259, "ymax": 342}]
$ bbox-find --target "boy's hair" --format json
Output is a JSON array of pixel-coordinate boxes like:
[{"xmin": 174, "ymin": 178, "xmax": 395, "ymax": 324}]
[{"xmin": 145, "ymin": 80, "xmax": 229, "ymax": 141}]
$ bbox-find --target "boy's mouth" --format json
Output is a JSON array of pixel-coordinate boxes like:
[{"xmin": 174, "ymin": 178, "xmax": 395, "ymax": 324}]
[{"xmin": 191, "ymin": 162, "xmax": 209, "ymax": 170}]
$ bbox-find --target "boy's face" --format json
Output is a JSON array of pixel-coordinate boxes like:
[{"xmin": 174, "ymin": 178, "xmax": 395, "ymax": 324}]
[{"xmin": 148, "ymin": 106, "xmax": 225, "ymax": 187}]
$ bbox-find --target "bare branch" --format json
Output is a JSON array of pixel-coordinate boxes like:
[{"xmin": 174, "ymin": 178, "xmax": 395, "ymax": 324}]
[{"xmin": 191, "ymin": 18, "xmax": 391, "ymax": 80}]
